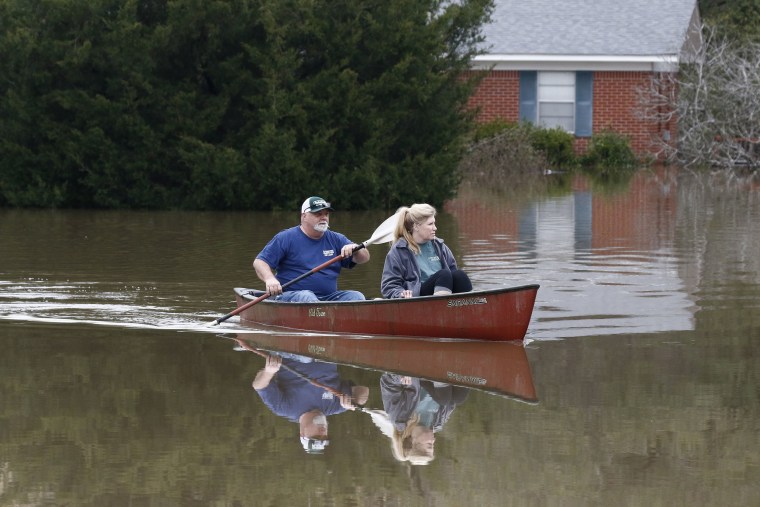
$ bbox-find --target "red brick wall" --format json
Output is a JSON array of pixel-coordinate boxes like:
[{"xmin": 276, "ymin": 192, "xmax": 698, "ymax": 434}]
[
  {"xmin": 467, "ymin": 70, "xmax": 520, "ymax": 123},
  {"xmin": 467, "ymin": 70, "xmax": 677, "ymax": 159},
  {"xmin": 592, "ymin": 71, "xmax": 675, "ymax": 157}
]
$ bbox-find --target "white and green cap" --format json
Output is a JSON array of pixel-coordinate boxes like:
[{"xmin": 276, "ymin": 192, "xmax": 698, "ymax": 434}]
[{"xmin": 301, "ymin": 196, "xmax": 334, "ymax": 213}]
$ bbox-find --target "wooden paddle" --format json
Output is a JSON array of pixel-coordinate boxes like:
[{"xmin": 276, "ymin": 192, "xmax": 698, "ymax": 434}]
[{"xmin": 209, "ymin": 211, "xmax": 399, "ymax": 326}]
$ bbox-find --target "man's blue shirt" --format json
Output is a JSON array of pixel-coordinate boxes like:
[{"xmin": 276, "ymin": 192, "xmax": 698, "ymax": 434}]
[
  {"xmin": 257, "ymin": 226, "xmax": 356, "ymax": 297},
  {"xmin": 256, "ymin": 359, "xmax": 353, "ymax": 422}
]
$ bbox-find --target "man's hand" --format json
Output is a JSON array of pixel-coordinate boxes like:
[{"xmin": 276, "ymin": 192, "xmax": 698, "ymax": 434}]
[
  {"xmin": 341, "ymin": 243, "xmax": 359, "ymax": 258},
  {"xmin": 264, "ymin": 354, "xmax": 282, "ymax": 373},
  {"xmin": 264, "ymin": 277, "xmax": 282, "ymax": 296},
  {"xmin": 343, "ymin": 243, "xmax": 370, "ymax": 264},
  {"xmin": 252, "ymin": 354, "xmax": 282, "ymax": 390},
  {"xmin": 338, "ymin": 393, "xmax": 356, "ymax": 410}
]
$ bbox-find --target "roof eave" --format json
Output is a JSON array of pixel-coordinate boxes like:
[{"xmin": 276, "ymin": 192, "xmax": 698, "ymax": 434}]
[{"xmin": 470, "ymin": 54, "xmax": 680, "ymax": 72}]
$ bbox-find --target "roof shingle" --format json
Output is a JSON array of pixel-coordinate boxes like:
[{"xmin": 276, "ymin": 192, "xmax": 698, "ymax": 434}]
[{"xmin": 482, "ymin": 0, "xmax": 699, "ymax": 57}]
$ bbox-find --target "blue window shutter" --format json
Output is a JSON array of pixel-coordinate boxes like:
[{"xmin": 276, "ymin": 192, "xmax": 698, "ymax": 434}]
[
  {"xmin": 519, "ymin": 71, "xmax": 537, "ymax": 123},
  {"xmin": 575, "ymin": 71, "xmax": 593, "ymax": 137}
]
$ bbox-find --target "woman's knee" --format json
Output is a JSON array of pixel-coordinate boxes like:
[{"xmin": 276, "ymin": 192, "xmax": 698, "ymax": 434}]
[{"xmin": 452, "ymin": 270, "xmax": 472, "ymax": 292}]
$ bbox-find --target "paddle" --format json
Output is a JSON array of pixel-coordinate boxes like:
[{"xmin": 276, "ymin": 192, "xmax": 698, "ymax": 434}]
[{"xmin": 209, "ymin": 211, "xmax": 399, "ymax": 326}]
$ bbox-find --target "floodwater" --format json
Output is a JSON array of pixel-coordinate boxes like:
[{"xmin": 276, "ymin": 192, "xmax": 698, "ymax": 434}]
[{"xmin": 1, "ymin": 168, "xmax": 759, "ymax": 506}]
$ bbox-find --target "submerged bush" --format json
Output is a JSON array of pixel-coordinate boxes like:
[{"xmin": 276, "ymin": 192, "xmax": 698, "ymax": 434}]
[
  {"xmin": 459, "ymin": 122, "xmax": 547, "ymax": 188},
  {"xmin": 471, "ymin": 120, "xmax": 576, "ymax": 167},
  {"xmin": 471, "ymin": 118, "xmax": 515, "ymax": 143}
]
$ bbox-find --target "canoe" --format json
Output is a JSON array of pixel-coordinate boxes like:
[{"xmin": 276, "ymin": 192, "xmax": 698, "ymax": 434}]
[
  {"xmin": 233, "ymin": 284, "xmax": 539, "ymax": 342},
  {"xmin": 231, "ymin": 332, "xmax": 538, "ymax": 403}
]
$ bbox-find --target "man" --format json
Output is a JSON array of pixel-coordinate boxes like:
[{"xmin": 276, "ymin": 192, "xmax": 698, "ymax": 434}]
[
  {"xmin": 252, "ymin": 353, "xmax": 369, "ymax": 453},
  {"xmin": 253, "ymin": 196, "xmax": 370, "ymax": 302}
]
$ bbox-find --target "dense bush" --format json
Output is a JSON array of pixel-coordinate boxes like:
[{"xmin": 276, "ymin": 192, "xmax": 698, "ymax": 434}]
[
  {"xmin": 0, "ymin": 0, "xmax": 492, "ymax": 210},
  {"xmin": 581, "ymin": 130, "xmax": 638, "ymax": 169},
  {"xmin": 528, "ymin": 127, "xmax": 576, "ymax": 169}
]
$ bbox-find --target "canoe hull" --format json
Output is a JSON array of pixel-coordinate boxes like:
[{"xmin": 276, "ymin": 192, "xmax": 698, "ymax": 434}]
[{"xmin": 234, "ymin": 284, "xmax": 539, "ymax": 341}]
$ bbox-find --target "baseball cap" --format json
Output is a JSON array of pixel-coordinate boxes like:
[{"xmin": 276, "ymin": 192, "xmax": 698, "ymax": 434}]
[
  {"xmin": 301, "ymin": 196, "xmax": 334, "ymax": 213},
  {"xmin": 300, "ymin": 436, "xmax": 330, "ymax": 454}
]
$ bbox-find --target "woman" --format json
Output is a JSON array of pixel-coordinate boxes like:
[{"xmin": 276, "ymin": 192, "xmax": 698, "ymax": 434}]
[
  {"xmin": 379, "ymin": 373, "xmax": 469, "ymax": 465},
  {"xmin": 380, "ymin": 203, "xmax": 472, "ymax": 299}
]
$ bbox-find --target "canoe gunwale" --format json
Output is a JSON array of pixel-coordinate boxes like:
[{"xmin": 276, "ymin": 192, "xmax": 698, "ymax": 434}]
[{"xmin": 233, "ymin": 284, "xmax": 540, "ymax": 308}]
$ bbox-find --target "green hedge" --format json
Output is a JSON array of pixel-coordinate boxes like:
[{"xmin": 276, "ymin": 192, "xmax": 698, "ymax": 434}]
[{"xmin": 0, "ymin": 0, "xmax": 493, "ymax": 210}]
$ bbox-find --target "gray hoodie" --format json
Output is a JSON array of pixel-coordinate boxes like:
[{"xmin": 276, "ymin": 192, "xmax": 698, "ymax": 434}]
[{"xmin": 380, "ymin": 237, "xmax": 458, "ymax": 299}]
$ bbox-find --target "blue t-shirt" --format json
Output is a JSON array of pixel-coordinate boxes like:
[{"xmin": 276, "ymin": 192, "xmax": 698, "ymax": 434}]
[
  {"xmin": 257, "ymin": 226, "xmax": 356, "ymax": 297},
  {"xmin": 256, "ymin": 359, "xmax": 353, "ymax": 422}
]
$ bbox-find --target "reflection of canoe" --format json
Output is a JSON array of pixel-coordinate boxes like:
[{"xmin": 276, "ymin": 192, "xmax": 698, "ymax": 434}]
[
  {"xmin": 233, "ymin": 332, "xmax": 538, "ymax": 403},
  {"xmin": 233, "ymin": 284, "xmax": 539, "ymax": 342}
]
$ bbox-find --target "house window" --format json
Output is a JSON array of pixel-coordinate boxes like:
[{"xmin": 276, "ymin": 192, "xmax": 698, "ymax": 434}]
[
  {"xmin": 538, "ymin": 72, "xmax": 576, "ymax": 132},
  {"xmin": 519, "ymin": 71, "xmax": 593, "ymax": 137}
]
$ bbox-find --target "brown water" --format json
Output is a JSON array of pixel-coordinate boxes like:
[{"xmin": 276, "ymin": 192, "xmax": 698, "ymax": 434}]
[{"xmin": 1, "ymin": 168, "xmax": 759, "ymax": 506}]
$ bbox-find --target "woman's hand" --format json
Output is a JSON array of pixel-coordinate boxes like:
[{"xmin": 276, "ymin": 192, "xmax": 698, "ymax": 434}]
[{"xmin": 401, "ymin": 290, "xmax": 412, "ymax": 298}]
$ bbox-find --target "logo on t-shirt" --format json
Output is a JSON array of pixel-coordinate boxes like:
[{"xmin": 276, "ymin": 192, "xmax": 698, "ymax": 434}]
[
  {"xmin": 323, "ymin": 249, "xmax": 335, "ymax": 257},
  {"xmin": 428, "ymin": 255, "xmax": 439, "ymax": 263}
]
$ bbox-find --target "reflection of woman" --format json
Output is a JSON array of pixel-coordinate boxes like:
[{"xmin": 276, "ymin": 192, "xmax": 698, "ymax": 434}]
[
  {"xmin": 381, "ymin": 204, "xmax": 472, "ymax": 299},
  {"xmin": 380, "ymin": 373, "xmax": 469, "ymax": 465}
]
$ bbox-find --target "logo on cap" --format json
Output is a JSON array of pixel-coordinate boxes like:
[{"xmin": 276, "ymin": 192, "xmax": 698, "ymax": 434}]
[{"xmin": 300, "ymin": 436, "xmax": 330, "ymax": 453}]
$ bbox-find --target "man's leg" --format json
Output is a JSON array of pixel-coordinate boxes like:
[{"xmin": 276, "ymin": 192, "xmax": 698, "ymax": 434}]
[
  {"xmin": 277, "ymin": 290, "xmax": 320, "ymax": 302},
  {"xmin": 321, "ymin": 290, "xmax": 366, "ymax": 302}
]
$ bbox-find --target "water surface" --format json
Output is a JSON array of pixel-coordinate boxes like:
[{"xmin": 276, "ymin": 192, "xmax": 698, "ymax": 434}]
[{"xmin": 1, "ymin": 168, "xmax": 759, "ymax": 506}]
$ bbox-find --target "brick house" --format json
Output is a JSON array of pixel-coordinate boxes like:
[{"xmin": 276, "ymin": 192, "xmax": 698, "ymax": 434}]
[{"xmin": 468, "ymin": 0, "xmax": 702, "ymax": 158}]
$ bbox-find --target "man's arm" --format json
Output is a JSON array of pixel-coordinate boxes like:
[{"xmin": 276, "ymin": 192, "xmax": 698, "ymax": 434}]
[
  {"xmin": 252, "ymin": 354, "xmax": 282, "ymax": 390},
  {"xmin": 253, "ymin": 258, "xmax": 283, "ymax": 295}
]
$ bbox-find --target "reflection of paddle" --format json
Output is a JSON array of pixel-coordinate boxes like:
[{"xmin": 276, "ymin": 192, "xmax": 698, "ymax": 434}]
[
  {"xmin": 234, "ymin": 339, "xmax": 371, "ymax": 412},
  {"xmin": 209, "ymin": 212, "xmax": 399, "ymax": 327}
]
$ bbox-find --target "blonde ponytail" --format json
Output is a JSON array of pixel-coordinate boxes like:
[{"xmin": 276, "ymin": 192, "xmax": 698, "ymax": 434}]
[{"xmin": 392, "ymin": 204, "xmax": 436, "ymax": 255}]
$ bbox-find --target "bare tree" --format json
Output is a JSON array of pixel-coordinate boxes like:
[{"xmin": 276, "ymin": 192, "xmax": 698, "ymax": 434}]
[{"xmin": 637, "ymin": 25, "xmax": 760, "ymax": 170}]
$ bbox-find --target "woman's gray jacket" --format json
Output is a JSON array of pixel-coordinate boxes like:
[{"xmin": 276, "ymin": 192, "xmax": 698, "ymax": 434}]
[
  {"xmin": 380, "ymin": 373, "xmax": 469, "ymax": 432},
  {"xmin": 380, "ymin": 237, "xmax": 458, "ymax": 299}
]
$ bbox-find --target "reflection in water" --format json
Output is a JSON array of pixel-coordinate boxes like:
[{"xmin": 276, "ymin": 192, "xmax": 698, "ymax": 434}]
[
  {"xmin": 230, "ymin": 332, "xmax": 537, "ymax": 462},
  {"xmin": 373, "ymin": 374, "xmax": 469, "ymax": 465},
  {"xmin": 450, "ymin": 169, "xmax": 700, "ymax": 338},
  {"xmin": 234, "ymin": 339, "xmax": 368, "ymax": 454},
  {"xmin": 232, "ymin": 332, "xmax": 537, "ymax": 402}
]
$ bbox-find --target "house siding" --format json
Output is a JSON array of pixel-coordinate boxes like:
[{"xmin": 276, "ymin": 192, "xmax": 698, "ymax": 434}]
[{"xmin": 467, "ymin": 70, "xmax": 677, "ymax": 159}]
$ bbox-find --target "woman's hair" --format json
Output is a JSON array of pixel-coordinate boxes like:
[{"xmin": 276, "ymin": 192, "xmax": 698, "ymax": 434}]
[
  {"xmin": 389, "ymin": 414, "xmax": 435, "ymax": 465},
  {"xmin": 394, "ymin": 203, "xmax": 437, "ymax": 255}
]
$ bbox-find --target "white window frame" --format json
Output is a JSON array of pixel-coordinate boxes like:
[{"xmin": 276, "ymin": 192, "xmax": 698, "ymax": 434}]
[{"xmin": 538, "ymin": 71, "xmax": 576, "ymax": 133}]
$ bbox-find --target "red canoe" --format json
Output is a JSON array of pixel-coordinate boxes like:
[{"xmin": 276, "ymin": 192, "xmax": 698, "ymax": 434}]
[
  {"xmin": 232, "ymin": 332, "xmax": 538, "ymax": 402},
  {"xmin": 233, "ymin": 284, "xmax": 539, "ymax": 342}
]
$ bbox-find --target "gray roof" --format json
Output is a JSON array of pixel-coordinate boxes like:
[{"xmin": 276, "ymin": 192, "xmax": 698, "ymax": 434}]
[{"xmin": 481, "ymin": 0, "xmax": 700, "ymax": 57}]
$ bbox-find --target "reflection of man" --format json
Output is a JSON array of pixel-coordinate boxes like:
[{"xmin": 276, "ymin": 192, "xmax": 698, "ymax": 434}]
[{"xmin": 252, "ymin": 354, "xmax": 369, "ymax": 453}]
